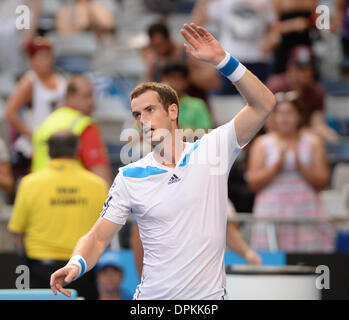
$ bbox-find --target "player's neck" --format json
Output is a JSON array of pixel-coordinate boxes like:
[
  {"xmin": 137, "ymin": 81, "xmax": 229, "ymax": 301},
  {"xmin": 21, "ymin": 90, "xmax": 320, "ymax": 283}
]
[{"xmin": 152, "ymin": 134, "xmax": 185, "ymax": 168}]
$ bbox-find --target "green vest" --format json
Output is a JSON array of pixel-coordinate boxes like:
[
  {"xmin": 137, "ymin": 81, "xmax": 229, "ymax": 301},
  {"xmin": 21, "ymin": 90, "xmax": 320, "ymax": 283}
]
[{"xmin": 31, "ymin": 106, "xmax": 93, "ymax": 173}]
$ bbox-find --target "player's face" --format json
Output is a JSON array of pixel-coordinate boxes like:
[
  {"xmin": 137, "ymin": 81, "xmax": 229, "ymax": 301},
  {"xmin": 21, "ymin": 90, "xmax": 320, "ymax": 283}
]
[
  {"xmin": 274, "ymin": 101, "xmax": 301, "ymax": 135},
  {"xmin": 131, "ymin": 90, "xmax": 177, "ymax": 145}
]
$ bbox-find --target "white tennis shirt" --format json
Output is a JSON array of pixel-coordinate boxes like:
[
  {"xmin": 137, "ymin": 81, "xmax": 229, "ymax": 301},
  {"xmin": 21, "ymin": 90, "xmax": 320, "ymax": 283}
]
[{"xmin": 101, "ymin": 117, "xmax": 243, "ymax": 300}]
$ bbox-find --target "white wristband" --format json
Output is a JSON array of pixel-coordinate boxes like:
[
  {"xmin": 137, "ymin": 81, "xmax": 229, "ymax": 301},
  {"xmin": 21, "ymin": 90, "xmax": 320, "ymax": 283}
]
[
  {"xmin": 216, "ymin": 51, "xmax": 247, "ymax": 83},
  {"xmin": 67, "ymin": 255, "xmax": 87, "ymax": 280}
]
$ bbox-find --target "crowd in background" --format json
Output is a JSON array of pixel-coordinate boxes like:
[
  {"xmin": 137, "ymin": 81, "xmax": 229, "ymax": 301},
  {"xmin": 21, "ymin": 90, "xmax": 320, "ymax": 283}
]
[{"xmin": 0, "ymin": 0, "xmax": 349, "ymax": 299}]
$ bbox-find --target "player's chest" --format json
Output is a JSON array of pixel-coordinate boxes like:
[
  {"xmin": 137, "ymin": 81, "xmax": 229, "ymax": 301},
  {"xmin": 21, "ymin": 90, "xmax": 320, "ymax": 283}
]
[{"xmin": 128, "ymin": 165, "xmax": 206, "ymax": 219}]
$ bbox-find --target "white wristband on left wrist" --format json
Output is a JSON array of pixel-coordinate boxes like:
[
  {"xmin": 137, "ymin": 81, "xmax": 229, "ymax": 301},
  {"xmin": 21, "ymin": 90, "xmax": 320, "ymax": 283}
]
[
  {"xmin": 67, "ymin": 255, "xmax": 87, "ymax": 280},
  {"xmin": 216, "ymin": 51, "xmax": 247, "ymax": 83}
]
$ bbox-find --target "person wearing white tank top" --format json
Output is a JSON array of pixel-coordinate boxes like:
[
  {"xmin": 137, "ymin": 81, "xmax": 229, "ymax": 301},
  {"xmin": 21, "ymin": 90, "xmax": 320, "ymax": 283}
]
[
  {"xmin": 5, "ymin": 36, "xmax": 66, "ymax": 158},
  {"xmin": 25, "ymin": 70, "xmax": 66, "ymax": 131}
]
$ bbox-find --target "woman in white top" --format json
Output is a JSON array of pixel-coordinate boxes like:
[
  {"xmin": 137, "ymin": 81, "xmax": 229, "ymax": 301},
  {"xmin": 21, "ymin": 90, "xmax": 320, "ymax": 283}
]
[{"xmin": 5, "ymin": 36, "xmax": 66, "ymax": 157}]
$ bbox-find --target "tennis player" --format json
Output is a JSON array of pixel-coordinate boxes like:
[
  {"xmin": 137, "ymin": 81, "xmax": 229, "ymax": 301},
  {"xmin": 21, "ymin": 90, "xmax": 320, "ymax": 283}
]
[{"xmin": 50, "ymin": 23, "xmax": 276, "ymax": 300}]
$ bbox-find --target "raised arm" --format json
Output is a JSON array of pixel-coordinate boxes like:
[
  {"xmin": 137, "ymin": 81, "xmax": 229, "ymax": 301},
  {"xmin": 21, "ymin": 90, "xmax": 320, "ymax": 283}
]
[
  {"xmin": 180, "ymin": 23, "xmax": 276, "ymax": 147},
  {"xmin": 50, "ymin": 217, "xmax": 122, "ymax": 297}
]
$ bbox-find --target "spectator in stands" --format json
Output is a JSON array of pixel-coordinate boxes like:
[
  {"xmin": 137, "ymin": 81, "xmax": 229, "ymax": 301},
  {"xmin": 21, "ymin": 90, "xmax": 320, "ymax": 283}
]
[
  {"xmin": 5, "ymin": 36, "xmax": 66, "ymax": 161},
  {"xmin": 266, "ymin": 45, "xmax": 340, "ymax": 143},
  {"xmin": 0, "ymin": 0, "xmax": 41, "ymax": 76},
  {"xmin": 191, "ymin": 0, "xmax": 276, "ymax": 94},
  {"xmin": 56, "ymin": 0, "xmax": 115, "ymax": 40},
  {"xmin": 247, "ymin": 92, "xmax": 334, "ymax": 253},
  {"xmin": 140, "ymin": 22, "xmax": 220, "ymax": 104},
  {"xmin": 0, "ymin": 138, "xmax": 15, "ymax": 200},
  {"xmin": 31, "ymin": 75, "xmax": 113, "ymax": 186},
  {"xmin": 268, "ymin": 0, "xmax": 318, "ymax": 74},
  {"xmin": 332, "ymin": 0, "xmax": 349, "ymax": 78},
  {"xmin": 161, "ymin": 61, "xmax": 213, "ymax": 135},
  {"xmin": 96, "ymin": 250, "xmax": 133, "ymax": 300},
  {"xmin": 7, "ymin": 131, "xmax": 108, "ymax": 299}
]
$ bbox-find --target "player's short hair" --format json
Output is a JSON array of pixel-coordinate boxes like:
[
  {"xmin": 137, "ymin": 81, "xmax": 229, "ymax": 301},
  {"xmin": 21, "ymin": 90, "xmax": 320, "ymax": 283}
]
[
  {"xmin": 130, "ymin": 82, "xmax": 179, "ymax": 114},
  {"xmin": 48, "ymin": 131, "xmax": 79, "ymax": 159}
]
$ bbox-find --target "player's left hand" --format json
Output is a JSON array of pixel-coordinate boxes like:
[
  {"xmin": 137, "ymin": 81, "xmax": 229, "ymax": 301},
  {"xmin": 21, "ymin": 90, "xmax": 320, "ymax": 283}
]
[{"xmin": 180, "ymin": 23, "xmax": 226, "ymax": 66}]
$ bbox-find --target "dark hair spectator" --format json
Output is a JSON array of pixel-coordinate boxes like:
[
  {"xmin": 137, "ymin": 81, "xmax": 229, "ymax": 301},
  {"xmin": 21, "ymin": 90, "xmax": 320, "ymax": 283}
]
[
  {"xmin": 147, "ymin": 23, "xmax": 170, "ymax": 39},
  {"xmin": 7, "ymin": 130, "xmax": 108, "ymax": 299},
  {"xmin": 160, "ymin": 61, "xmax": 213, "ymax": 134},
  {"xmin": 266, "ymin": 45, "xmax": 340, "ymax": 143},
  {"xmin": 48, "ymin": 131, "xmax": 79, "ymax": 159},
  {"xmin": 139, "ymin": 21, "xmax": 220, "ymax": 108}
]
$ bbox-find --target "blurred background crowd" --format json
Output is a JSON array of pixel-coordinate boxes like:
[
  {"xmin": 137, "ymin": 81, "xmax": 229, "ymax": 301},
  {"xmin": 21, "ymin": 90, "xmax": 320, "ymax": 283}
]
[{"xmin": 0, "ymin": 0, "xmax": 349, "ymax": 300}]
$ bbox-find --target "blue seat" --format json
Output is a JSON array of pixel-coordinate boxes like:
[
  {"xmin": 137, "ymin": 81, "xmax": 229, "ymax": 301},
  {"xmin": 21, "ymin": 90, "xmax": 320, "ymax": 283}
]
[
  {"xmin": 0, "ymin": 289, "xmax": 78, "ymax": 300},
  {"xmin": 224, "ymin": 250, "xmax": 286, "ymax": 266}
]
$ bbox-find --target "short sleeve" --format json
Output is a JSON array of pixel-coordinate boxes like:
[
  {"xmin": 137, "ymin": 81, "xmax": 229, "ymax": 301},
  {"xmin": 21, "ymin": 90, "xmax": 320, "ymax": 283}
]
[
  {"xmin": 7, "ymin": 178, "xmax": 30, "ymax": 233},
  {"xmin": 100, "ymin": 171, "xmax": 131, "ymax": 225},
  {"xmin": 202, "ymin": 117, "xmax": 243, "ymax": 176},
  {"xmin": 79, "ymin": 125, "xmax": 110, "ymax": 169}
]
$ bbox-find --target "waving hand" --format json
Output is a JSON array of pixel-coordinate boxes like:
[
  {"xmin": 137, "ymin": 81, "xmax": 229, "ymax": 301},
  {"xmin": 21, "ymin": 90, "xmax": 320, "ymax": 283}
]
[{"xmin": 180, "ymin": 23, "xmax": 226, "ymax": 66}]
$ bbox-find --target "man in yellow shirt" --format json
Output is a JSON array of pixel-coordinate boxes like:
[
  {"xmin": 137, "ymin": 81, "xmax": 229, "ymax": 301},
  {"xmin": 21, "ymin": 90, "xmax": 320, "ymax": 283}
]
[{"xmin": 8, "ymin": 131, "xmax": 108, "ymax": 299}]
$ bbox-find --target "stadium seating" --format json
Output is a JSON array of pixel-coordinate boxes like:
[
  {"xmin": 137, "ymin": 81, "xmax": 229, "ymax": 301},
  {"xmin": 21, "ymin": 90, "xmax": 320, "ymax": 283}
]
[
  {"xmin": 47, "ymin": 32, "xmax": 99, "ymax": 59},
  {"xmin": 0, "ymin": 74, "xmax": 16, "ymax": 100},
  {"xmin": 320, "ymin": 187, "xmax": 349, "ymax": 219},
  {"xmin": 332, "ymin": 163, "xmax": 349, "ymax": 191},
  {"xmin": 93, "ymin": 97, "xmax": 130, "ymax": 143},
  {"xmin": 326, "ymin": 96, "xmax": 349, "ymax": 119},
  {"xmin": 209, "ymin": 95, "xmax": 245, "ymax": 126}
]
